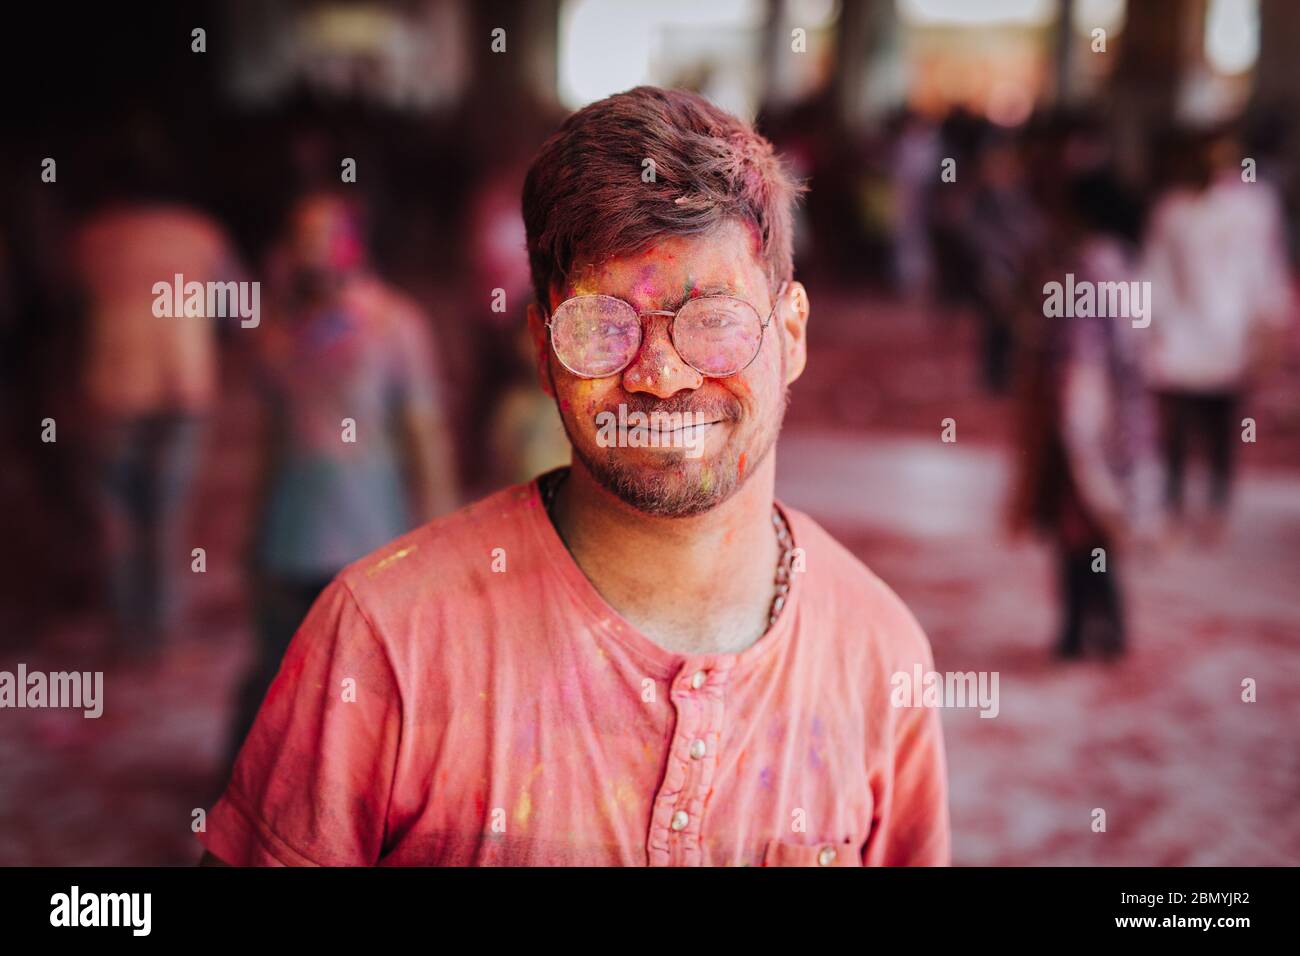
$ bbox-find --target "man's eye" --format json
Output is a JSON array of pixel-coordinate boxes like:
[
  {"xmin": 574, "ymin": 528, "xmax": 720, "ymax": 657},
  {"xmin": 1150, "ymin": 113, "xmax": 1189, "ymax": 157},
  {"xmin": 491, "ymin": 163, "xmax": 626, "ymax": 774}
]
[{"xmin": 699, "ymin": 312, "xmax": 734, "ymax": 329}]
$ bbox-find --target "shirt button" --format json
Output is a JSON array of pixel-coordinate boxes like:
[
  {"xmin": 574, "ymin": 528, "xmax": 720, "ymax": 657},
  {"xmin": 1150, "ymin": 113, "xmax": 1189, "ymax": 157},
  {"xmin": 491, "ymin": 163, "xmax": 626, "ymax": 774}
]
[
  {"xmin": 689, "ymin": 738, "xmax": 707, "ymax": 759},
  {"xmin": 817, "ymin": 846, "xmax": 838, "ymax": 867},
  {"xmin": 671, "ymin": 810, "xmax": 690, "ymax": 831},
  {"xmin": 690, "ymin": 669, "xmax": 707, "ymax": 689}
]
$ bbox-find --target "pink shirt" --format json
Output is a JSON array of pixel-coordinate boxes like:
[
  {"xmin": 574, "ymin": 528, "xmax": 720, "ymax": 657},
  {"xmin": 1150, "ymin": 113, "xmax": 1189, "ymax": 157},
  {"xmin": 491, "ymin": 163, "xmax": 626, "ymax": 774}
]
[{"xmin": 200, "ymin": 479, "xmax": 950, "ymax": 866}]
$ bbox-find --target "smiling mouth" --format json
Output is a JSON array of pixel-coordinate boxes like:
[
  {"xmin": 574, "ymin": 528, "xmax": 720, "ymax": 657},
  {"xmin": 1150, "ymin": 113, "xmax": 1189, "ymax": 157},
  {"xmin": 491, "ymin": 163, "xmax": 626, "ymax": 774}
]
[
  {"xmin": 619, "ymin": 419, "xmax": 722, "ymax": 435},
  {"xmin": 593, "ymin": 405, "xmax": 732, "ymax": 456}
]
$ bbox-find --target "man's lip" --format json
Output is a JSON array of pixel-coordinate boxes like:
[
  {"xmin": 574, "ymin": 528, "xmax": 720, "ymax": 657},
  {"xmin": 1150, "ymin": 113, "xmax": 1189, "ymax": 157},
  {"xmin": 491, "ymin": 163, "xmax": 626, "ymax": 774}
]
[{"xmin": 616, "ymin": 419, "xmax": 723, "ymax": 432}]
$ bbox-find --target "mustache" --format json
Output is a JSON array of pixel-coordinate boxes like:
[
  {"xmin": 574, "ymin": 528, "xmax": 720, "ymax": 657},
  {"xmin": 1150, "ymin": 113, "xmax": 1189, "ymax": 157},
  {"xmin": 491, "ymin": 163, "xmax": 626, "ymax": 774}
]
[{"xmin": 595, "ymin": 393, "xmax": 742, "ymax": 423}]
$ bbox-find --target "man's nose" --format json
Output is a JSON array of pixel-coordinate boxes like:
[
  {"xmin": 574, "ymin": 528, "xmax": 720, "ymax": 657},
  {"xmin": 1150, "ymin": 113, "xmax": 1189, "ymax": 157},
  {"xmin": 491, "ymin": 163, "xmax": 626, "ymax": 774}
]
[{"xmin": 621, "ymin": 314, "xmax": 704, "ymax": 398}]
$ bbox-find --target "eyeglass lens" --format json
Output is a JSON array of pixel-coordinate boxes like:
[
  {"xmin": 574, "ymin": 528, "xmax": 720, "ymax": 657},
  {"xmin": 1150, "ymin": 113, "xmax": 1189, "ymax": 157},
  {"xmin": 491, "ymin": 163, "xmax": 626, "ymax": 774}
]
[{"xmin": 550, "ymin": 296, "xmax": 763, "ymax": 378}]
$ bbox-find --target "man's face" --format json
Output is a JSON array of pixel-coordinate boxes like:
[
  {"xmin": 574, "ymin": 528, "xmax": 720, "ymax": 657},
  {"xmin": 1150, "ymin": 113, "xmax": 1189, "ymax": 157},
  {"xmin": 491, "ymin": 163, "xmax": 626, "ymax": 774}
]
[
  {"xmin": 528, "ymin": 218, "xmax": 809, "ymax": 517},
  {"xmin": 285, "ymin": 196, "xmax": 364, "ymax": 297}
]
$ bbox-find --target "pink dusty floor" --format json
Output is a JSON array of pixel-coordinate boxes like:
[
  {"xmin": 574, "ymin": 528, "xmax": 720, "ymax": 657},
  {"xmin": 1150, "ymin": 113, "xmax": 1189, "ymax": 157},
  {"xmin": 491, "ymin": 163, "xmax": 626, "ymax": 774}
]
[
  {"xmin": 2, "ymin": 292, "xmax": 1298, "ymax": 865},
  {"xmin": 779, "ymin": 431, "xmax": 1300, "ymax": 865}
]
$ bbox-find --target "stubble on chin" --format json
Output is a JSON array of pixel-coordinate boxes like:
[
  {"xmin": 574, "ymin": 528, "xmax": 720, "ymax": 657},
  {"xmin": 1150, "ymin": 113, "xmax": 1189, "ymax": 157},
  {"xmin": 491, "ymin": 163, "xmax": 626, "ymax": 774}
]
[
  {"xmin": 559, "ymin": 386, "xmax": 790, "ymax": 519},
  {"xmin": 572, "ymin": 422, "xmax": 781, "ymax": 518},
  {"xmin": 583, "ymin": 448, "xmax": 740, "ymax": 518}
]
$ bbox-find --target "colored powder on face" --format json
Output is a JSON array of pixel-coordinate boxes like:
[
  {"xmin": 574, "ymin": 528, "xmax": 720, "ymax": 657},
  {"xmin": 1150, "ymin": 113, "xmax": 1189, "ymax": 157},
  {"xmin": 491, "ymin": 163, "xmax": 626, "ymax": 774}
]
[
  {"xmin": 737, "ymin": 452, "xmax": 746, "ymax": 479},
  {"xmin": 699, "ymin": 468, "xmax": 714, "ymax": 493},
  {"xmin": 741, "ymin": 219, "xmax": 765, "ymax": 260},
  {"xmin": 730, "ymin": 374, "xmax": 754, "ymax": 394},
  {"xmin": 632, "ymin": 280, "xmax": 657, "ymax": 302},
  {"xmin": 631, "ymin": 263, "xmax": 662, "ymax": 302},
  {"xmin": 567, "ymin": 380, "xmax": 600, "ymax": 409},
  {"xmin": 568, "ymin": 272, "xmax": 604, "ymax": 298}
]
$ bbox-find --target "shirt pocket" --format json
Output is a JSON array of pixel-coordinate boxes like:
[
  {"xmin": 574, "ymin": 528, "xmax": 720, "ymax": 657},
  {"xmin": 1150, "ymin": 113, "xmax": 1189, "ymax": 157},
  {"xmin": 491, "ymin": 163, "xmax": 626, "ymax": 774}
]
[{"xmin": 762, "ymin": 838, "xmax": 862, "ymax": 867}]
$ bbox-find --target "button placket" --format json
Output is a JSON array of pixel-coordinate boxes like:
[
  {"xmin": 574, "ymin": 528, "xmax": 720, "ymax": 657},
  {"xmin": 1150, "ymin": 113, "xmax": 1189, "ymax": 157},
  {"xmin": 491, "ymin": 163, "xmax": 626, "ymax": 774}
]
[{"xmin": 645, "ymin": 658, "xmax": 731, "ymax": 867}]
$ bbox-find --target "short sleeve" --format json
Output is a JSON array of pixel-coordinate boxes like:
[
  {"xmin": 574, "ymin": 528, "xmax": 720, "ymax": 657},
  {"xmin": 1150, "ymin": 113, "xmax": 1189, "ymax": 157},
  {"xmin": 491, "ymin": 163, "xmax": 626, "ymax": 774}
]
[
  {"xmin": 863, "ymin": 699, "xmax": 951, "ymax": 866},
  {"xmin": 863, "ymin": 614, "xmax": 952, "ymax": 867},
  {"xmin": 199, "ymin": 580, "xmax": 403, "ymax": 866}
]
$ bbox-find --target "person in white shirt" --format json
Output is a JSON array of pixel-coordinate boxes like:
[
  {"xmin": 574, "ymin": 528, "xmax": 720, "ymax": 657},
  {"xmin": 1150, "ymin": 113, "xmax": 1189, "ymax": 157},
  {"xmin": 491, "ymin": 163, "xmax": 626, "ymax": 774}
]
[{"xmin": 1140, "ymin": 128, "xmax": 1293, "ymax": 538}]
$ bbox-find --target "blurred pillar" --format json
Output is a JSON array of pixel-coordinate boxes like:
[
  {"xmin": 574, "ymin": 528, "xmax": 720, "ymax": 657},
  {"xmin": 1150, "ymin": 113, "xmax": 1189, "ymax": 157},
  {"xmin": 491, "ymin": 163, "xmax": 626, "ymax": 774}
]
[
  {"xmin": 1052, "ymin": 0, "xmax": 1077, "ymax": 106},
  {"xmin": 1254, "ymin": 0, "xmax": 1300, "ymax": 110},
  {"xmin": 759, "ymin": 0, "xmax": 837, "ymax": 115},
  {"xmin": 833, "ymin": 0, "xmax": 903, "ymax": 132},
  {"xmin": 1105, "ymin": 0, "xmax": 1202, "ymax": 184},
  {"xmin": 759, "ymin": 0, "xmax": 788, "ymax": 111},
  {"xmin": 469, "ymin": 0, "xmax": 558, "ymax": 100},
  {"xmin": 458, "ymin": 0, "xmax": 560, "ymax": 155},
  {"xmin": 1253, "ymin": 0, "xmax": 1300, "ymax": 254},
  {"xmin": 220, "ymin": 0, "xmax": 295, "ymax": 104}
]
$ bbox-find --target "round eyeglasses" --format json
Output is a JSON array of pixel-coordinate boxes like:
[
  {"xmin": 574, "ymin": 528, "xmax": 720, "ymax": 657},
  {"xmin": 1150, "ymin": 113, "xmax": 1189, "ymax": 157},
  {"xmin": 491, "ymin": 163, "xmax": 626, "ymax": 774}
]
[{"xmin": 545, "ymin": 282, "xmax": 787, "ymax": 379}]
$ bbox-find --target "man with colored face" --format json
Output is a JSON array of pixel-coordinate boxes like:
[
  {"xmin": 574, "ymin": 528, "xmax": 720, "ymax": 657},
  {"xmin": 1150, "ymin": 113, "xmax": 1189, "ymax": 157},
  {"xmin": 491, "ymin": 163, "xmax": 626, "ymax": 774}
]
[{"xmin": 200, "ymin": 88, "xmax": 949, "ymax": 867}]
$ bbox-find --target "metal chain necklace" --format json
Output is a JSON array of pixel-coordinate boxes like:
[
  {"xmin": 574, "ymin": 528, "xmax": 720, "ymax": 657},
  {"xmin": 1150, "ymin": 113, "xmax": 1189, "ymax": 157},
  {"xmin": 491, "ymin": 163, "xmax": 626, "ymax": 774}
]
[{"xmin": 539, "ymin": 469, "xmax": 794, "ymax": 631}]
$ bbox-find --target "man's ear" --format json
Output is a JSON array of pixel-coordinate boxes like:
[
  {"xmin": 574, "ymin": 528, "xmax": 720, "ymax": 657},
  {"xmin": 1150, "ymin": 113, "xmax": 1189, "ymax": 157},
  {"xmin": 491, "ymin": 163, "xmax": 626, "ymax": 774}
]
[
  {"xmin": 525, "ymin": 302, "xmax": 556, "ymax": 398},
  {"xmin": 780, "ymin": 281, "xmax": 810, "ymax": 386}
]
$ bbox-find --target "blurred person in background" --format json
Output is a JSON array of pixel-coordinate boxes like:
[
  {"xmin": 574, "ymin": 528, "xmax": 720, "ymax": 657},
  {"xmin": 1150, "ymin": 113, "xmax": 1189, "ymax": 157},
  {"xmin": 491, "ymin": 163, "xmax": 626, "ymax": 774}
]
[
  {"xmin": 966, "ymin": 129, "xmax": 1046, "ymax": 394},
  {"xmin": 466, "ymin": 160, "xmax": 569, "ymax": 490},
  {"xmin": 889, "ymin": 109, "xmax": 940, "ymax": 305},
  {"xmin": 1012, "ymin": 169, "xmax": 1151, "ymax": 659},
  {"xmin": 71, "ymin": 140, "xmax": 243, "ymax": 660},
  {"xmin": 487, "ymin": 324, "xmax": 570, "ymax": 487},
  {"xmin": 1141, "ymin": 127, "xmax": 1294, "ymax": 544},
  {"xmin": 225, "ymin": 191, "xmax": 457, "ymax": 766},
  {"xmin": 928, "ymin": 109, "xmax": 987, "ymax": 315}
]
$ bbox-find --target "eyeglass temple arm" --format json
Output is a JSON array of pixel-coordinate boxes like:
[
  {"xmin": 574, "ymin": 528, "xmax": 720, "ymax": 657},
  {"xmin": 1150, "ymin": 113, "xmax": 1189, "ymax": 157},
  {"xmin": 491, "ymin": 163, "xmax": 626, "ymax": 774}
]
[{"xmin": 762, "ymin": 281, "xmax": 790, "ymax": 329}]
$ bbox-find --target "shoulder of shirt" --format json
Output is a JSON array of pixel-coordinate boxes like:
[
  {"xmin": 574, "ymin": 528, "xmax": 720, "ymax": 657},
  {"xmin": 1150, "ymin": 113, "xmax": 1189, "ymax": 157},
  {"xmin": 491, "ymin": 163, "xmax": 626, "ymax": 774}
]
[
  {"xmin": 781, "ymin": 502, "xmax": 934, "ymax": 666},
  {"xmin": 335, "ymin": 480, "xmax": 539, "ymax": 612}
]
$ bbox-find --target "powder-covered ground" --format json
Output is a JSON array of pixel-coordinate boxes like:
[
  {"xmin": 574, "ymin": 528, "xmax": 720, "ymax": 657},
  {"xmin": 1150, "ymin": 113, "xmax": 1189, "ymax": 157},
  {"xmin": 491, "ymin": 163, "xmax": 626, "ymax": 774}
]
[{"xmin": 2, "ymin": 293, "xmax": 1297, "ymax": 865}]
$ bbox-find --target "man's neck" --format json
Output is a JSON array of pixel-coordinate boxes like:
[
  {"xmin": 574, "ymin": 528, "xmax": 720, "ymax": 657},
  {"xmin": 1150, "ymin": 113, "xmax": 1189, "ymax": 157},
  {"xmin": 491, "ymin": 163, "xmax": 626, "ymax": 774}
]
[{"xmin": 549, "ymin": 458, "xmax": 780, "ymax": 656}]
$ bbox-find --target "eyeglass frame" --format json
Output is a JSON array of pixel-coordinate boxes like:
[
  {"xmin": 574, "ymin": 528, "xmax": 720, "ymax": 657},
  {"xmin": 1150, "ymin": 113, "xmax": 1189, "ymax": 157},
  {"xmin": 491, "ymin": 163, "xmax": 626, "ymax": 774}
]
[{"xmin": 543, "ymin": 281, "xmax": 789, "ymax": 380}]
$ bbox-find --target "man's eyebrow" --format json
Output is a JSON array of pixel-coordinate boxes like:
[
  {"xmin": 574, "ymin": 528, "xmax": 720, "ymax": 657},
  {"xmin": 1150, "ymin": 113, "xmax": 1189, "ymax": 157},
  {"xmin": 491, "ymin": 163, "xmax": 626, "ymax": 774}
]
[{"xmin": 666, "ymin": 285, "xmax": 738, "ymax": 310}]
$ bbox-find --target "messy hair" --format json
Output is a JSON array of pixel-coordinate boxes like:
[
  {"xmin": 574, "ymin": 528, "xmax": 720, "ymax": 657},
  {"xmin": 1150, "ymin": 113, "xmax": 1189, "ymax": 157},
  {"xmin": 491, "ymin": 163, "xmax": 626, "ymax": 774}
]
[{"xmin": 522, "ymin": 86, "xmax": 805, "ymax": 307}]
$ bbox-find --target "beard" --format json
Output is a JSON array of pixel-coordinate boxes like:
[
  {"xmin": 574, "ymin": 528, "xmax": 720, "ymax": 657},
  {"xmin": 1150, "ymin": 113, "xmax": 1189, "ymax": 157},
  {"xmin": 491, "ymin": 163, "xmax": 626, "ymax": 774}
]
[{"xmin": 564, "ymin": 389, "xmax": 787, "ymax": 518}]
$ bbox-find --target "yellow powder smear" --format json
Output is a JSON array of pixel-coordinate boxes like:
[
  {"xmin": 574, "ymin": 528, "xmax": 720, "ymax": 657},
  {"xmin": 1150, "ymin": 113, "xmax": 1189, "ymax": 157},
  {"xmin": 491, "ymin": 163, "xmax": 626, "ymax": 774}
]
[
  {"xmin": 514, "ymin": 763, "xmax": 545, "ymax": 828},
  {"xmin": 365, "ymin": 544, "xmax": 418, "ymax": 577},
  {"xmin": 513, "ymin": 792, "xmax": 532, "ymax": 827}
]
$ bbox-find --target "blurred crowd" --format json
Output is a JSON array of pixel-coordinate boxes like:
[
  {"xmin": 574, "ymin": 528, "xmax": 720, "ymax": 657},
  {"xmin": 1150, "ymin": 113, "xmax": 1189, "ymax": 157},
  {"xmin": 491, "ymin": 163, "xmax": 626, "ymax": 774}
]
[
  {"xmin": 2, "ymin": 109, "xmax": 581, "ymax": 763},
  {"xmin": 884, "ymin": 108, "xmax": 1294, "ymax": 658}
]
